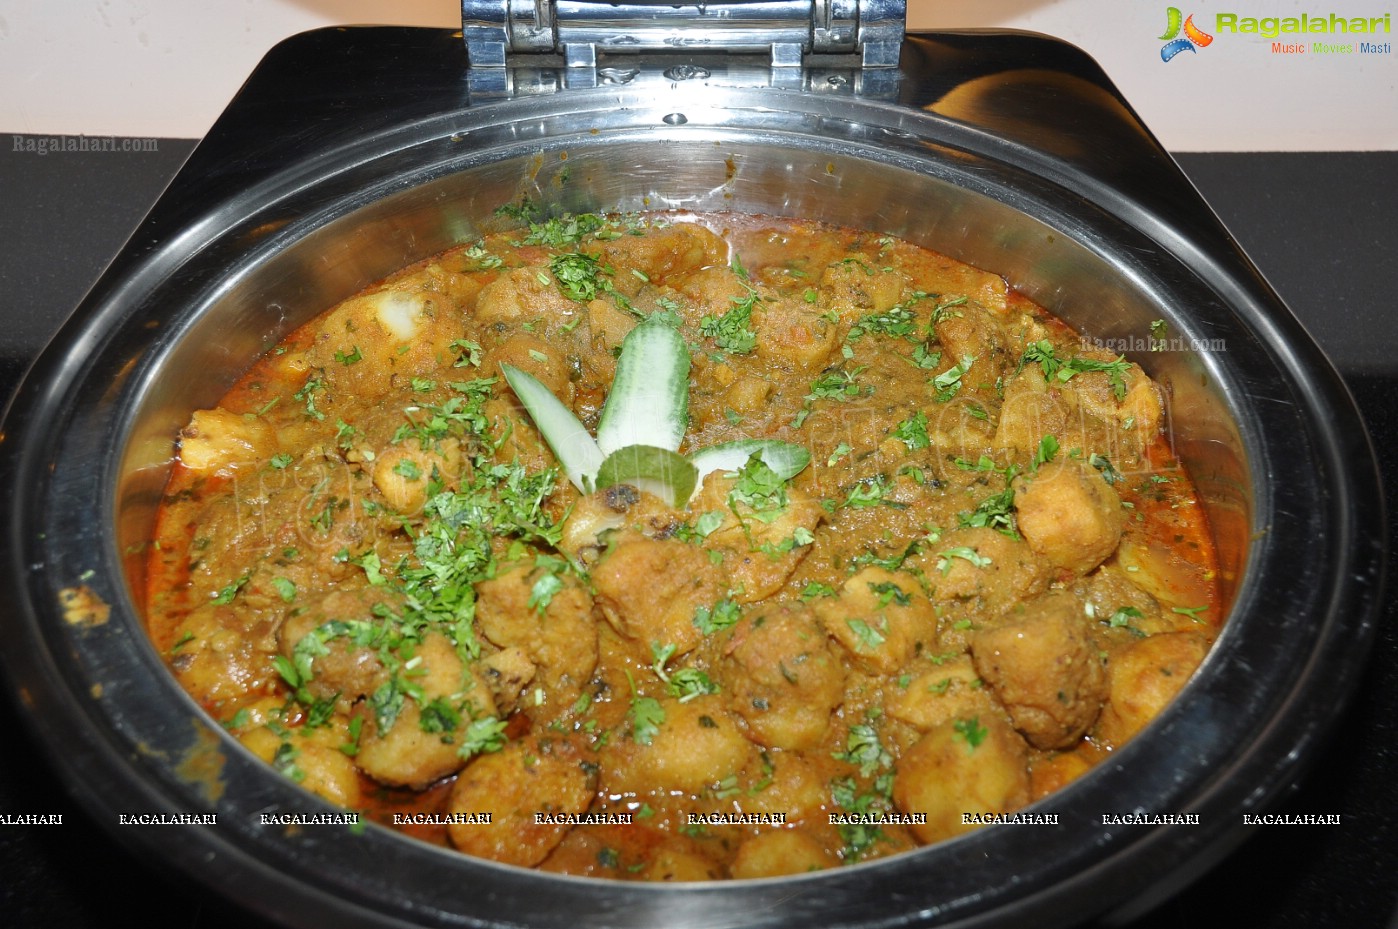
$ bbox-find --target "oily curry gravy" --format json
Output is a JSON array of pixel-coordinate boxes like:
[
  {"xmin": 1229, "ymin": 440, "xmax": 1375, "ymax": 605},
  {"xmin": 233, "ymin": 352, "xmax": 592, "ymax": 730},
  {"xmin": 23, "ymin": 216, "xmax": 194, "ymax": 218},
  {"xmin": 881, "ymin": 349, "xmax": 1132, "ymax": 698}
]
[{"xmin": 146, "ymin": 210, "xmax": 1219, "ymax": 879}]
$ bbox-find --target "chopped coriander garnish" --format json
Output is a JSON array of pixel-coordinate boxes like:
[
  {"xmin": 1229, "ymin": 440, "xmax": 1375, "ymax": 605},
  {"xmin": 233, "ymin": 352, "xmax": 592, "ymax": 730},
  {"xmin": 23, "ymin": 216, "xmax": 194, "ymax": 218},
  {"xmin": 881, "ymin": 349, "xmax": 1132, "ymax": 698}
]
[
  {"xmin": 868, "ymin": 581, "xmax": 911, "ymax": 607},
  {"xmin": 494, "ymin": 199, "xmax": 541, "ymax": 223},
  {"xmin": 271, "ymin": 577, "xmax": 297, "ymax": 603},
  {"xmin": 211, "ymin": 572, "xmax": 251, "ymax": 605},
  {"xmin": 727, "ymin": 453, "xmax": 791, "ymax": 522},
  {"xmin": 462, "ymin": 241, "xmax": 504, "ymax": 270},
  {"xmin": 909, "ymin": 342, "xmax": 941, "ymax": 370},
  {"xmin": 1107, "ymin": 605, "xmax": 1145, "ymax": 628},
  {"xmin": 931, "ymin": 294, "xmax": 969, "ymax": 322},
  {"xmin": 676, "ymin": 510, "xmax": 725, "ymax": 543},
  {"xmin": 251, "ymin": 396, "xmax": 280, "ymax": 418},
  {"xmin": 418, "ymin": 697, "xmax": 463, "ymax": 735},
  {"xmin": 528, "ymin": 571, "xmax": 566, "ymax": 615},
  {"xmin": 293, "ymin": 373, "xmax": 328, "ymax": 421},
  {"xmin": 932, "ymin": 355, "xmax": 975, "ymax": 403},
  {"xmin": 830, "ymin": 774, "xmax": 893, "ymax": 862},
  {"xmin": 1149, "ymin": 319, "xmax": 1168, "ymax": 351},
  {"xmin": 954, "ymin": 454, "xmax": 1002, "ymax": 474},
  {"xmin": 353, "ymin": 551, "xmax": 387, "ymax": 586},
  {"xmin": 807, "ymin": 366, "xmax": 867, "ymax": 402},
  {"xmin": 759, "ymin": 527, "xmax": 815, "ymax": 558},
  {"xmin": 845, "ymin": 618, "xmax": 887, "ymax": 653},
  {"xmin": 899, "ymin": 465, "xmax": 928, "ymax": 485},
  {"xmin": 667, "ymin": 667, "xmax": 720, "ymax": 702},
  {"xmin": 711, "ymin": 773, "xmax": 742, "ymax": 800},
  {"xmin": 1020, "ymin": 340, "xmax": 1131, "ymax": 401},
  {"xmin": 700, "ymin": 288, "xmax": 759, "ymax": 355},
  {"xmin": 891, "ymin": 411, "xmax": 930, "ymax": 451},
  {"xmin": 839, "ymin": 474, "xmax": 892, "ymax": 510},
  {"xmin": 339, "ymin": 716, "xmax": 364, "ymax": 756},
  {"xmin": 1090, "ymin": 453, "xmax": 1123, "ymax": 485},
  {"xmin": 629, "ymin": 694, "xmax": 666, "ymax": 746},
  {"xmin": 272, "ymin": 741, "xmax": 305, "ymax": 782},
  {"xmin": 334, "ymin": 420, "xmax": 359, "ymax": 451},
  {"xmin": 936, "ymin": 547, "xmax": 991, "ymax": 574},
  {"xmin": 693, "ymin": 599, "xmax": 742, "ymax": 635},
  {"xmin": 649, "ymin": 641, "xmax": 679, "ymax": 681},
  {"xmin": 833, "ymin": 721, "xmax": 892, "ymax": 777},
  {"xmin": 550, "ymin": 252, "xmax": 608, "ymax": 302},
  {"xmin": 952, "ymin": 716, "xmax": 988, "ymax": 751},
  {"xmin": 451, "ymin": 339, "xmax": 484, "ymax": 368},
  {"xmin": 846, "ymin": 294, "xmax": 928, "ymax": 342},
  {"xmin": 958, "ymin": 487, "xmax": 1017, "ymax": 536},
  {"xmin": 460, "ymin": 716, "xmax": 509, "ymax": 757},
  {"xmin": 521, "ymin": 212, "xmax": 610, "ymax": 247}
]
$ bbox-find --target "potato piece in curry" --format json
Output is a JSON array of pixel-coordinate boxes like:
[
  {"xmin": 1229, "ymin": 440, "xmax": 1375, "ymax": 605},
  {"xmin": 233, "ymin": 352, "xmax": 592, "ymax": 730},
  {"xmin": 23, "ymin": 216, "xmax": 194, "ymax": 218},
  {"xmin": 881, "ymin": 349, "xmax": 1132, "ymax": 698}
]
[{"xmin": 147, "ymin": 210, "xmax": 1220, "ymax": 879}]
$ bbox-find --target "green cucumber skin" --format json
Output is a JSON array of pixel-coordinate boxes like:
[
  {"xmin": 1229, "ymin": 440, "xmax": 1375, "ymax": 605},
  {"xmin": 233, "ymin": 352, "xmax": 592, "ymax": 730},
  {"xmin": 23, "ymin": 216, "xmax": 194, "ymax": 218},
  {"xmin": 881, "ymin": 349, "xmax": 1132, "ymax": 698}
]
[
  {"xmin": 595, "ymin": 316, "xmax": 691, "ymax": 457},
  {"xmin": 594, "ymin": 445, "xmax": 699, "ymax": 509},
  {"xmin": 687, "ymin": 440, "xmax": 812, "ymax": 488},
  {"xmin": 500, "ymin": 363, "xmax": 603, "ymax": 493}
]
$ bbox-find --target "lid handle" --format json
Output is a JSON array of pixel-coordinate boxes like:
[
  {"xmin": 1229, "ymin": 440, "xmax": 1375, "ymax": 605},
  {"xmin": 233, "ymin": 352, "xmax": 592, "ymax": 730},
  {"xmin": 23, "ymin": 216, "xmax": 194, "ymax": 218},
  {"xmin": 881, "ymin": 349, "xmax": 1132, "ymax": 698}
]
[{"xmin": 462, "ymin": 0, "xmax": 906, "ymax": 69}]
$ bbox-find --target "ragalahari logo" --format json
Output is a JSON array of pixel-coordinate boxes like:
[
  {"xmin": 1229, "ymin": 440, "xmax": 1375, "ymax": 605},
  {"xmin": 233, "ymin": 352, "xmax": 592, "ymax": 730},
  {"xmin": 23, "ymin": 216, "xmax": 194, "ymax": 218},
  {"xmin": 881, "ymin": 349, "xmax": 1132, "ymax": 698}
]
[{"xmin": 1160, "ymin": 7, "xmax": 1215, "ymax": 60}]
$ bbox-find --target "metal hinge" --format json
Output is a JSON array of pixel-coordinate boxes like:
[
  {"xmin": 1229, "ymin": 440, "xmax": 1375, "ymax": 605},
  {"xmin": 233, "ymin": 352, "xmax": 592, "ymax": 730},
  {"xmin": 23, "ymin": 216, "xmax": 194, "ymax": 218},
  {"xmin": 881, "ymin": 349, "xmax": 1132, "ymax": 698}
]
[{"xmin": 462, "ymin": 0, "xmax": 906, "ymax": 69}]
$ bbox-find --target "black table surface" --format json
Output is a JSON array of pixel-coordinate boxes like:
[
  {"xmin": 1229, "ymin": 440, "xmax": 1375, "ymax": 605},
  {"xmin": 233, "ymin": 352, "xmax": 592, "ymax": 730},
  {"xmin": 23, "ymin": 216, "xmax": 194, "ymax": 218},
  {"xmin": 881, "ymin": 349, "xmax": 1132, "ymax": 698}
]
[{"xmin": 1, "ymin": 141, "xmax": 1395, "ymax": 928}]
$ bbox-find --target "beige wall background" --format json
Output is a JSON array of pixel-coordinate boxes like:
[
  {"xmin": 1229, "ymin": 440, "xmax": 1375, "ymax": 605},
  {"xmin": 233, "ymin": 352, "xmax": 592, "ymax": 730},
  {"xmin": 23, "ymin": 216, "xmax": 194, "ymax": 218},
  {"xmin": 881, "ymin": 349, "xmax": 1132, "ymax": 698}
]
[{"xmin": 1, "ymin": 0, "xmax": 1394, "ymax": 150}]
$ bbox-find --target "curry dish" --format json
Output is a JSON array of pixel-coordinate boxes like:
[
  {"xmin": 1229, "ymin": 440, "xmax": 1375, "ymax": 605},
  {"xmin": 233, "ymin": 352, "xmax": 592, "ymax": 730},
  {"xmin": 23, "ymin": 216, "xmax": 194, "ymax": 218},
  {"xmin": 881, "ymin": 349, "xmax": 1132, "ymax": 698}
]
[{"xmin": 146, "ymin": 210, "xmax": 1219, "ymax": 879}]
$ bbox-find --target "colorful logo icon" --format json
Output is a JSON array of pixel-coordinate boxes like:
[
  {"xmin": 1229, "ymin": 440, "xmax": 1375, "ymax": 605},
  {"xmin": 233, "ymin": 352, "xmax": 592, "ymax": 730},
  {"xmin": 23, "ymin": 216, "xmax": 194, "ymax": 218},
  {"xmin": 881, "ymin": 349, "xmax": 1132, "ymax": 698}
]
[{"xmin": 1160, "ymin": 7, "xmax": 1214, "ymax": 60}]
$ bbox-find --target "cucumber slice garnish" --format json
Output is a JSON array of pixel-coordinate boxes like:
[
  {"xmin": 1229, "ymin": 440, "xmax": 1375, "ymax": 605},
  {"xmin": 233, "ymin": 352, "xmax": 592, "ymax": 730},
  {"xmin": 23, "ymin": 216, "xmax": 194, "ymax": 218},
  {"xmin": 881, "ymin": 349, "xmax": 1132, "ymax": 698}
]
[
  {"xmin": 595, "ymin": 315, "xmax": 690, "ymax": 457},
  {"xmin": 502, "ymin": 313, "xmax": 809, "ymax": 509},
  {"xmin": 594, "ymin": 445, "xmax": 699, "ymax": 509},
  {"xmin": 687, "ymin": 440, "xmax": 812, "ymax": 494},
  {"xmin": 500, "ymin": 363, "xmax": 603, "ymax": 493}
]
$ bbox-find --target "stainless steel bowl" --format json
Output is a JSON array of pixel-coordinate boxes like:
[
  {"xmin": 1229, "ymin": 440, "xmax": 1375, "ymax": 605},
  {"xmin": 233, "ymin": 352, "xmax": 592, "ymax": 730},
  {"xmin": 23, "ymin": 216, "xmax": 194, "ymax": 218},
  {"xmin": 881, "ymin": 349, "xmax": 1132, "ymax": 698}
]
[{"xmin": 0, "ymin": 27, "xmax": 1383, "ymax": 928}]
